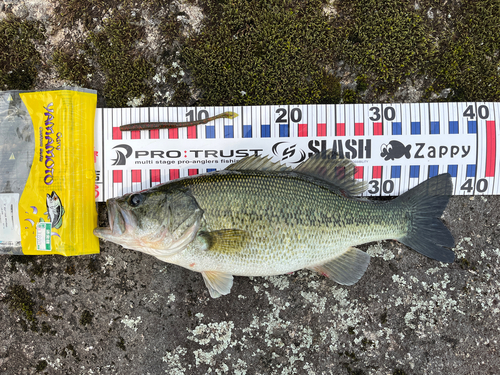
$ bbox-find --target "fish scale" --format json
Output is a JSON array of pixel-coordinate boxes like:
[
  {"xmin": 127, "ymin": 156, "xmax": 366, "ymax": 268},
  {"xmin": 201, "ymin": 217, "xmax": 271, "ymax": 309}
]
[{"xmin": 169, "ymin": 172, "xmax": 407, "ymax": 277}]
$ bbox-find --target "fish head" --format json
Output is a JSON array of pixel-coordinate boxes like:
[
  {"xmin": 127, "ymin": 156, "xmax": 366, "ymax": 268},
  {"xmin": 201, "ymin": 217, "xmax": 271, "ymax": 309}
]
[{"xmin": 94, "ymin": 186, "xmax": 203, "ymax": 257}]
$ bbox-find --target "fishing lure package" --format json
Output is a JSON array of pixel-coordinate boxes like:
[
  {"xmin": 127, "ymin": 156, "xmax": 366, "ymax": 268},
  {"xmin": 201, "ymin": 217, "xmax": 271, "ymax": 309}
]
[{"xmin": 0, "ymin": 88, "xmax": 99, "ymax": 256}]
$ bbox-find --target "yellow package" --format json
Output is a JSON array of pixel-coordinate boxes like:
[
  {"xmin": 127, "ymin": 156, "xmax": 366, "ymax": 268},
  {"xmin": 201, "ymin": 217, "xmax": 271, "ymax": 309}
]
[{"xmin": 0, "ymin": 88, "xmax": 99, "ymax": 256}]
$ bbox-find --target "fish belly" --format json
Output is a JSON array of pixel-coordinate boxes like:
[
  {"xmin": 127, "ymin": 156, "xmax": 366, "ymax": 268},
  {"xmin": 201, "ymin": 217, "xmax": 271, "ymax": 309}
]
[{"xmin": 171, "ymin": 172, "xmax": 407, "ymax": 276}]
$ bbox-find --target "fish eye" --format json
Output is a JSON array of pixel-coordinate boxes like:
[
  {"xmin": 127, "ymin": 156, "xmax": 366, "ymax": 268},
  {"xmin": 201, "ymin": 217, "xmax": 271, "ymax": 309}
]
[{"xmin": 128, "ymin": 193, "xmax": 145, "ymax": 207}]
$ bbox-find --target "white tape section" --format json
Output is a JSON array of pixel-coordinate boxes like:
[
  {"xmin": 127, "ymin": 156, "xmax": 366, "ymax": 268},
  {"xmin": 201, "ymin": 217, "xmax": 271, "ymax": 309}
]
[{"xmin": 93, "ymin": 103, "xmax": 499, "ymax": 201}]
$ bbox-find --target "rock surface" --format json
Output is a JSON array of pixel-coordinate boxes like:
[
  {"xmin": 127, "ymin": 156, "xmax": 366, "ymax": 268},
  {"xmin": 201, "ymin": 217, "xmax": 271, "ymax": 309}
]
[{"xmin": 1, "ymin": 0, "xmax": 499, "ymax": 374}]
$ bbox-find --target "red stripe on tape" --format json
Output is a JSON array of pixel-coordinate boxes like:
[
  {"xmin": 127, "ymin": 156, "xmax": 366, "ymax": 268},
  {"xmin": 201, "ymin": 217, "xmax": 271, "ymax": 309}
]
[
  {"xmin": 317, "ymin": 123, "xmax": 326, "ymax": 137},
  {"xmin": 131, "ymin": 130, "xmax": 141, "ymax": 139},
  {"xmin": 336, "ymin": 123, "xmax": 345, "ymax": 136},
  {"xmin": 188, "ymin": 169, "xmax": 198, "ymax": 176},
  {"xmin": 187, "ymin": 126, "xmax": 197, "ymax": 139},
  {"xmin": 169, "ymin": 128, "xmax": 178, "ymax": 139},
  {"xmin": 486, "ymin": 120, "xmax": 496, "ymax": 177},
  {"xmin": 373, "ymin": 122, "xmax": 383, "ymax": 135},
  {"xmin": 354, "ymin": 166, "xmax": 364, "ymax": 179},
  {"xmin": 372, "ymin": 166, "xmax": 382, "ymax": 179},
  {"xmin": 355, "ymin": 122, "xmax": 364, "ymax": 136},
  {"xmin": 112, "ymin": 127, "xmax": 122, "ymax": 140},
  {"xmin": 151, "ymin": 169, "xmax": 161, "ymax": 183},
  {"xmin": 113, "ymin": 170, "xmax": 123, "ymax": 183},
  {"xmin": 170, "ymin": 169, "xmax": 179, "ymax": 180},
  {"xmin": 298, "ymin": 123, "xmax": 308, "ymax": 137},
  {"xmin": 149, "ymin": 129, "xmax": 159, "ymax": 139},
  {"xmin": 132, "ymin": 170, "xmax": 141, "ymax": 183}
]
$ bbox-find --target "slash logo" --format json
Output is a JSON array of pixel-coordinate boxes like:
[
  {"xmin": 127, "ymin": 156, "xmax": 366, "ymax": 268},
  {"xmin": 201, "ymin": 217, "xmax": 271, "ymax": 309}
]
[
  {"xmin": 112, "ymin": 144, "xmax": 133, "ymax": 166},
  {"xmin": 272, "ymin": 142, "xmax": 307, "ymax": 164},
  {"xmin": 380, "ymin": 141, "xmax": 411, "ymax": 161}
]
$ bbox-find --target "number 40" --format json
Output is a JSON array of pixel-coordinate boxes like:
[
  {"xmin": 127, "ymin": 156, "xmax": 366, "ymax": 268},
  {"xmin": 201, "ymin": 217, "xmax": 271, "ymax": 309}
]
[
  {"xmin": 461, "ymin": 178, "xmax": 488, "ymax": 193},
  {"xmin": 463, "ymin": 105, "xmax": 489, "ymax": 119}
]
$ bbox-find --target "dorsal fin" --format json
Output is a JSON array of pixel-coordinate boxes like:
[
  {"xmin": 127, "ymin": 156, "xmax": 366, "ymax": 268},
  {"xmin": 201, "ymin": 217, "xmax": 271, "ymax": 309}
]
[
  {"xmin": 294, "ymin": 150, "xmax": 367, "ymax": 196},
  {"xmin": 225, "ymin": 155, "xmax": 292, "ymax": 172},
  {"xmin": 225, "ymin": 150, "xmax": 367, "ymax": 196}
]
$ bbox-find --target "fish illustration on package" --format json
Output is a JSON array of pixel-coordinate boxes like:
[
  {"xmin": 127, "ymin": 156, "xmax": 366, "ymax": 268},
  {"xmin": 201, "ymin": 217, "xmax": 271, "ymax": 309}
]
[{"xmin": 45, "ymin": 191, "xmax": 65, "ymax": 229}]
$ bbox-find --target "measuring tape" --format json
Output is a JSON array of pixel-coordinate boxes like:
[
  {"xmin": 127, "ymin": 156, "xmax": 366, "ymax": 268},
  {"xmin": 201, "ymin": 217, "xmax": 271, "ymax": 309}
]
[{"xmin": 94, "ymin": 102, "xmax": 498, "ymax": 202}]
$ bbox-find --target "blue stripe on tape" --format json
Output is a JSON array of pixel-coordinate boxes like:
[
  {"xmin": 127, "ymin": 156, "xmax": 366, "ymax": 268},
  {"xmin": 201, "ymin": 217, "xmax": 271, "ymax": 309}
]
[
  {"xmin": 207, "ymin": 168, "xmax": 216, "ymax": 172},
  {"xmin": 468, "ymin": 121, "xmax": 477, "ymax": 134},
  {"xmin": 279, "ymin": 124, "xmax": 289, "ymax": 137},
  {"xmin": 206, "ymin": 125, "xmax": 215, "ymax": 139},
  {"xmin": 430, "ymin": 121, "xmax": 440, "ymax": 134},
  {"xmin": 410, "ymin": 165, "xmax": 420, "ymax": 178},
  {"xmin": 261, "ymin": 124, "xmax": 270, "ymax": 137},
  {"xmin": 449, "ymin": 121, "xmax": 459, "ymax": 134},
  {"xmin": 447, "ymin": 165, "xmax": 458, "ymax": 177},
  {"xmin": 466, "ymin": 164, "xmax": 476, "ymax": 177},
  {"xmin": 392, "ymin": 122, "xmax": 402, "ymax": 135},
  {"xmin": 429, "ymin": 165, "xmax": 439, "ymax": 177},
  {"xmin": 243, "ymin": 125, "xmax": 252, "ymax": 138},
  {"xmin": 411, "ymin": 122, "xmax": 421, "ymax": 135},
  {"xmin": 224, "ymin": 125, "xmax": 233, "ymax": 138},
  {"xmin": 391, "ymin": 166, "xmax": 401, "ymax": 178}
]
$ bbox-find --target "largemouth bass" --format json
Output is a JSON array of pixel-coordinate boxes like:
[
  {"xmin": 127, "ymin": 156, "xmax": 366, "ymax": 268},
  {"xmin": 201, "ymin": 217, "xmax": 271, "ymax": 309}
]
[{"xmin": 94, "ymin": 151, "xmax": 455, "ymax": 298}]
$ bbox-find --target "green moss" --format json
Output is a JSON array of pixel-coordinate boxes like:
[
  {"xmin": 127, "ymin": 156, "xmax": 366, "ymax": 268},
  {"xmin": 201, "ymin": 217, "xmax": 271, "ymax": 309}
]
[
  {"xmin": 342, "ymin": 89, "xmax": 361, "ymax": 104},
  {"xmin": 170, "ymin": 81, "xmax": 193, "ymax": 106},
  {"xmin": 355, "ymin": 75, "xmax": 368, "ymax": 93},
  {"xmin": 35, "ymin": 360, "xmax": 48, "ymax": 372},
  {"xmin": 427, "ymin": 0, "xmax": 500, "ymax": 101},
  {"xmin": 182, "ymin": 0, "xmax": 339, "ymax": 106},
  {"xmin": 52, "ymin": 49, "xmax": 94, "ymax": 88},
  {"xmin": 318, "ymin": 71, "xmax": 342, "ymax": 104},
  {"xmin": 90, "ymin": 15, "xmax": 155, "ymax": 106},
  {"xmin": 80, "ymin": 310, "xmax": 94, "ymax": 326},
  {"xmin": 52, "ymin": 14, "xmax": 156, "ymax": 106},
  {"xmin": 2, "ymin": 284, "xmax": 38, "ymax": 331},
  {"xmin": 53, "ymin": 0, "xmax": 118, "ymax": 30},
  {"xmin": 0, "ymin": 15, "xmax": 45, "ymax": 90},
  {"xmin": 333, "ymin": 0, "xmax": 432, "ymax": 94}
]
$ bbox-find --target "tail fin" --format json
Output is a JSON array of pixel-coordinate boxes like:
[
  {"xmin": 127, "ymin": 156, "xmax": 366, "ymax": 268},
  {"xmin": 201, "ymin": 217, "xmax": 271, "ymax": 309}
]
[{"xmin": 396, "ymin": 173, "xmax": 455, "ymax": 262}]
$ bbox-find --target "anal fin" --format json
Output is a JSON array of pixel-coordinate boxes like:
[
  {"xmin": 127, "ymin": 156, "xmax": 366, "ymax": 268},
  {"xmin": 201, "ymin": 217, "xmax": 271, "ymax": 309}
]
[
  {"xmin": 310, "ymin": 247, "xmax": 371, "ymax": 285},
  {"xmin": 201, "ymin": 271, "xmax": 234, "ymax": 298}
]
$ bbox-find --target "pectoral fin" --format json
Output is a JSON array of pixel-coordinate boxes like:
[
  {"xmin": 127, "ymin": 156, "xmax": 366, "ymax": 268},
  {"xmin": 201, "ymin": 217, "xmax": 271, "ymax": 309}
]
[
  {"xmin": 310, "ymin": 247, "xmax": 371, "ymax": 285},
  {"xmin": 201, "ymin": 271, "xmax": 234, "ymax": 298},
  {"xmin": 198, "ymin": 229, "xmax": 249, "ymax": 255}
]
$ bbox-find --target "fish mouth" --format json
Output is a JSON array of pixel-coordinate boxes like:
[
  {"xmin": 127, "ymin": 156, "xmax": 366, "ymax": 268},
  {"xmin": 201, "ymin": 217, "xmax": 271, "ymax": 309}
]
[{"xmin": 94, "ymin": 199, "xmax": 131, "ymax": 239}]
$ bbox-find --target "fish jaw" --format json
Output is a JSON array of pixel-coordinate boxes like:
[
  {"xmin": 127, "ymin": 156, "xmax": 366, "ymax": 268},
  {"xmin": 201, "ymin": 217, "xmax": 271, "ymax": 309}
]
[{"xmin": 94, "ymin": 199, "xmax": 136, "ymax": 245}]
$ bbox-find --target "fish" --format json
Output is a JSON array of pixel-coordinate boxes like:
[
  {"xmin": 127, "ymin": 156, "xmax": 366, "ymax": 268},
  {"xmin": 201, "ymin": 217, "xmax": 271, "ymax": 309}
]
[
  {"xmin": 45, "ymin": 191, "xmax": 65, "ymax": 229},
  {"xmin": 380, "ymin": 141, "xmax": 411, "ymax": 160},
  {"xmin": 94, "ymin": 151, "xmax": 455, "ymax": 298}
]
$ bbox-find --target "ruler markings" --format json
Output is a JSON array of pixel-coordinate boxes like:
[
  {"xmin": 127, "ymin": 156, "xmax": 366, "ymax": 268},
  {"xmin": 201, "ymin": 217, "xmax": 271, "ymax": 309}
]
[{"xmin": 98, "ymin": 103, "xmax": 499, "ymax": 201}]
